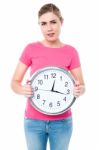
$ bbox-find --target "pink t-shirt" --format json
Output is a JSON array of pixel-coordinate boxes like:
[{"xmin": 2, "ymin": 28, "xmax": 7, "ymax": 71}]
[{"xmin": 20, "ymin": 42, "xmax": 80, "ymax": 120}]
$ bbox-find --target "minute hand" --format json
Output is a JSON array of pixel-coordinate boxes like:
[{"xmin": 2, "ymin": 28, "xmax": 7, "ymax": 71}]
[{"xmin": 51, "ymin": 80, "xmax": 55, "ymax": 91}]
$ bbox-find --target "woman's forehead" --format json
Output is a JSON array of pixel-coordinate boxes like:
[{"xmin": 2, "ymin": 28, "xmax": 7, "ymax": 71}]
[{"xmin": 39, "ymin": 12, "xmax": 59, "ymax": 22}]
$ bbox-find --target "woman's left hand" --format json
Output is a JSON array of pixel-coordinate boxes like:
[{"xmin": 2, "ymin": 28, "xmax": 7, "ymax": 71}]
[{"xmin": 73, "ymin": 80, "xmax": 85, "ymax": 98}]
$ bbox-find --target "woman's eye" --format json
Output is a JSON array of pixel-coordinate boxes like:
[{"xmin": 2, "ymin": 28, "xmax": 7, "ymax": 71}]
[
  {"xmin": 51, "ymin": 21, "xmax": 57, "ymax": 24},
  {"xmin": 41, "ymin": 22, "xmax": 46, "ymax": 26}
]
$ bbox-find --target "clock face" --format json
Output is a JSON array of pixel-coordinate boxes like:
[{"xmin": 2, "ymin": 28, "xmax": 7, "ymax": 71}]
[{"xmin": 30, "ymin": 66, "xmax": 76, "ymax": 115}]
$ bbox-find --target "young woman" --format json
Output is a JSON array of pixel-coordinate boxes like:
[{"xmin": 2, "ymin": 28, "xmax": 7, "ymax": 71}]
[{"xmin": 11, "ymin": 3, "xmax": 85, "ymax": 150}]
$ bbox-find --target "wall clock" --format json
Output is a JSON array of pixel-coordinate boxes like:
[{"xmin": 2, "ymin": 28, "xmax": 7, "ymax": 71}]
[{"xmin": 29, "ymin": 66, "xmax": 76, "ymax": 115}]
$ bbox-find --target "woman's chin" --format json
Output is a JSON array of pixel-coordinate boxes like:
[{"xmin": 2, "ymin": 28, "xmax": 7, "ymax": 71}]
[{"xmin": 46, "ymin": 37, "xmax": 58, "ymax": 42}]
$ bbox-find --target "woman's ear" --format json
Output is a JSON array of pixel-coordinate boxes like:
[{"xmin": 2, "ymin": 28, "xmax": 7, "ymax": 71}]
[{"xmin": 61, "ymin": 18, "xmax": 64, "ymax": 25}]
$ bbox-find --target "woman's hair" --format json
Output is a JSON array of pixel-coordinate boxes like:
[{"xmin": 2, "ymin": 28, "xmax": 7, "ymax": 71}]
[{"xmin": 38, "ymin": 3, "xmax": 63, "ymax": 22}]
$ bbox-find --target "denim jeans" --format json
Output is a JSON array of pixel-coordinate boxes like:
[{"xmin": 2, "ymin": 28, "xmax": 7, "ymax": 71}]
[{"xmin": 24, "ymin": 117, "xmax": 73, "ymax": 150}]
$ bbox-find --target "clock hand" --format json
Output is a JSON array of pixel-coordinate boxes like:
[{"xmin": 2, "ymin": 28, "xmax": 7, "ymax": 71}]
[
  {"xmin": 51, "ymin": 80, "xmax": 55, "ymax": 92},
  {"xmin": 37, "ymin": 89, "xmax": 66, "ymax": 95},
  {"xmin": 37, "ymin": 89, "xmax": 51, "ymax": 92},
  {"xmin": 53, "ymin": 90, "xmax": 66, "ymax": 95},
  {"xmin": 50, "ymin": 80, "xmax": 66, "ymax": 95}
]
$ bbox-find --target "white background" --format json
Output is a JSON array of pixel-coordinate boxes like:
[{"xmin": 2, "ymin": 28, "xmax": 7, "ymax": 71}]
[{"xmin": 0, "ymin": 0, "xmax": 99, "ymax": 149}]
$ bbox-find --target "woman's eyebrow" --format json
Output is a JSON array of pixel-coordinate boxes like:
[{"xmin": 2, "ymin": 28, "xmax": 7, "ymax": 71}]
[
  {"xmin": 40, "ymin": 19, "xmax": 57, "ymax": 24},
  {"xmin": 39, "ymin": 21, "xmax": 46, "ymax": 24},
  {"xmin": 50, "ymin": 19, "xmax": 57, "ymax": 22}
]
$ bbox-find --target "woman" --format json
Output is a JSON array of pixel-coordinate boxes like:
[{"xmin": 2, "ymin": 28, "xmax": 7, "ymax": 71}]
[{"xmin": 11, "ymin": 3, "xmax": 85, "ymax": 150}]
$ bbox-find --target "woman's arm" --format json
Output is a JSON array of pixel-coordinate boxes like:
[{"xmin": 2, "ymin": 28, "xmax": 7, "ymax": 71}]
[
  {"xmin": 11, "ymin": 61, "xmax": 33, "ymax": 97},
  {"xmin": 70, "ymin": 67, "xmax": 85, "ymax": 98}
]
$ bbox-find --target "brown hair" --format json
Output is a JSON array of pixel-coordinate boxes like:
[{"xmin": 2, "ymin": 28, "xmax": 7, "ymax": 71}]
[{"xmin": 38, "ymin": 3, "xmax": 63, "ymax": 22}]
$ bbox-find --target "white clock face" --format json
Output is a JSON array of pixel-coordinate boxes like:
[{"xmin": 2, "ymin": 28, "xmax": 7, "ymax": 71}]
[{"xmin": 30, "ymin": 66, "xmax": 76, "ymax": 115}]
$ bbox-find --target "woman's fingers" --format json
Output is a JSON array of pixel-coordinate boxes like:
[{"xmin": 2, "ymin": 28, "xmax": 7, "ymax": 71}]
[
  {"xmin": 73, "ymin": 80, "xmax": 81, "ymax": 98},
  {"xmin": 23, "ymin": 83, "xmax": 33, "ymax": 98}
]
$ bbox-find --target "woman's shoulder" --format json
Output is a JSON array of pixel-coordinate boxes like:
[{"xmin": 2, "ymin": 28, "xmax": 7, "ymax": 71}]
[
  {"xmin": 64, "ymin": 43, "xmax": 76, "ymax": 50},
  {"xmin": 25, "ymin": 41, "xmax": 40, "ymax": 48},
  {"xmin": 64, "ymin": 43, "xmax": 78, "ymax": 55}
]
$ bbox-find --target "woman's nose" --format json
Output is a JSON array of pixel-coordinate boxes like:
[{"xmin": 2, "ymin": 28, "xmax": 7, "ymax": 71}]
[{"xmin": 47, "ymin": 23, "xmax": 52, "ymax": 31}]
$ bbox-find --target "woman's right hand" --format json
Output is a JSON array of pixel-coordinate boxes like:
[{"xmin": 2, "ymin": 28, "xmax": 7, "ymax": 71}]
[{"xmin": 22, "ymin": 80, "xmax": 34, "ymax": 98}]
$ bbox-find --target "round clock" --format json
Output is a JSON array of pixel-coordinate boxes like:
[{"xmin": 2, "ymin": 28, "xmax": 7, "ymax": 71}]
[{"xmin": 29, "ymin": 66, "xmax": 76, "ymax": 115}]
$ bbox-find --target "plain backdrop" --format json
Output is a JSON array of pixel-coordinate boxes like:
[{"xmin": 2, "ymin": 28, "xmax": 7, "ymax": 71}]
[{"xmin": 0, "ymin": 0, "xmax": 99, "ymax": 149}]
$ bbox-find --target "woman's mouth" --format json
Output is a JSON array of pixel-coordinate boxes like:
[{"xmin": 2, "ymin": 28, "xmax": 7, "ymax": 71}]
[{"xmin": 47, "ymin": 33, "xmax": 55, "ymax": 37}]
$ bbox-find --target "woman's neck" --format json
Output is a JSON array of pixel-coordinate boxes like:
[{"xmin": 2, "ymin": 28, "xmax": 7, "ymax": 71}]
[{"xmin": 41, "ymin": 39, "xmax": 65, "ymax": 48}]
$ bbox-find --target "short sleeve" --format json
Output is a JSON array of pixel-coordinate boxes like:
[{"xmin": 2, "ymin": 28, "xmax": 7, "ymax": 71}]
[
  {"xmin": 69, "ymin": 48, "xmax": 81, "ymax": 70},
  {"xmin": 19, "ymin": 44, "xmax": 32, "ymax": 67}
]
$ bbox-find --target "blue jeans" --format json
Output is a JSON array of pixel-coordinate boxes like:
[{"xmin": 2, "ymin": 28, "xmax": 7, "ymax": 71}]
[{"xmin": 24, "ymin": 117, "xmax": 73, "ymax": 150}]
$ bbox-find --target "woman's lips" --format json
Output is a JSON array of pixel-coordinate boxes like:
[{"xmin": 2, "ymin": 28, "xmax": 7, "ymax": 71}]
[{"xmin": 47, "ymin": 33, "xmax": 55, "ymax": 37}]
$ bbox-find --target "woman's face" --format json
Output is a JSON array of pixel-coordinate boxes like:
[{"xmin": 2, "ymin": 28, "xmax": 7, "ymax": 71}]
[{"xmin": 39, "ymin": 12, "xmax": 62, "ymax": 42}]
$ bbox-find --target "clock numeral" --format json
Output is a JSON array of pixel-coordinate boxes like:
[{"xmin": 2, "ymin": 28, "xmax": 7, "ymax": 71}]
[
  {"xmin": 34, "ymin": 86, "xmax": 38, "ymax": 91},
  {"xmin": 37, "ymin": 94, "xmax": 40, "ymax": 99},
  {"xmin": 65, "ymin": 81, "xmax": 68, "ymax": 87},
  {"xmin": 38, "ymin": 80, "xmax": 43, "ymax": 85},
  {"xmin": 42, "ymin": 100, "xmax": 46, "ymax": 105},
  {"xmin": 49, "ymin": 102, "xmax": 53, "ymax": 108},
  {"xmin": 63, "ymin": 97, "xmax": 67, "ymax": 101},
  {"xmin": 60, "ymin": 76, "xmax": 62, "ymax": 80},
  {"xmin": 51, "ymin": 73, "xmax": 56, "ymax": 78},
  {"xmin": 44, "ymin": 74, "xmax": 48, "ymax": 79},
  {"xmin": 66, "ymin": 89, "xmax": 70, "ymax": 94},
  {"xmin": 57, "ymin": 101, "xmax": 60, "ymax": 106}
]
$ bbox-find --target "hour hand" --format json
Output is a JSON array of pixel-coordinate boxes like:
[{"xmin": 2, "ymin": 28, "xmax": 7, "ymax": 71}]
[{"xmin": 54, "ymin": 90, "xmax": 66, "ymax": 95}]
